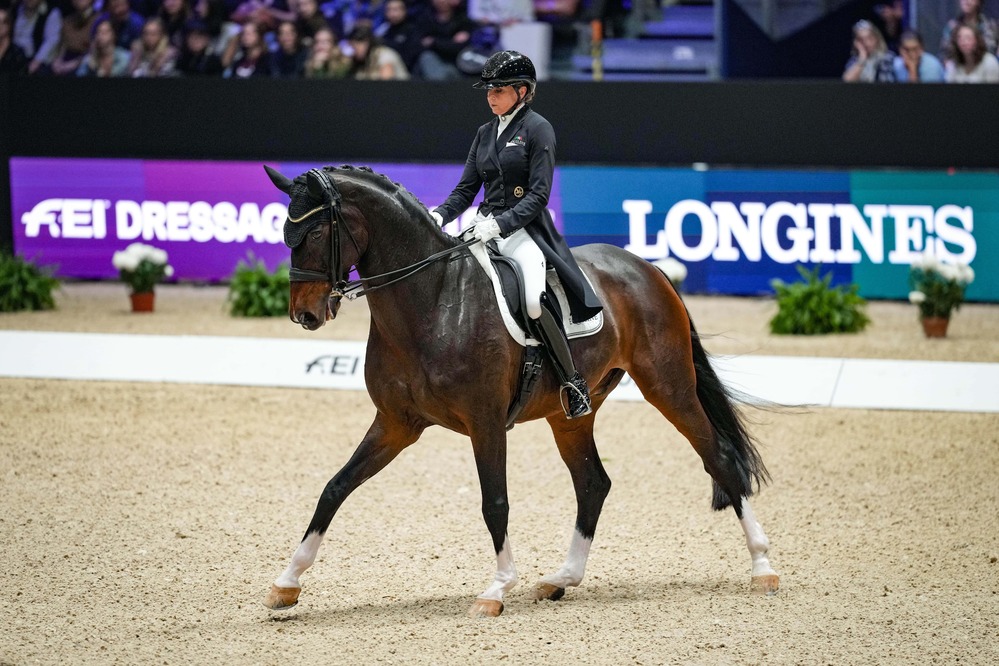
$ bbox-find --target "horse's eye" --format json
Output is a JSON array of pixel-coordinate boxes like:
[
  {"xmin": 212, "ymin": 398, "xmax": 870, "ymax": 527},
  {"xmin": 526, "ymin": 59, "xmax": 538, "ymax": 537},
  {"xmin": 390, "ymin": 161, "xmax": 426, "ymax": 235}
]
[{"xmin": 309, "ymin": 226, "xmax": 324, "ymax": 241}]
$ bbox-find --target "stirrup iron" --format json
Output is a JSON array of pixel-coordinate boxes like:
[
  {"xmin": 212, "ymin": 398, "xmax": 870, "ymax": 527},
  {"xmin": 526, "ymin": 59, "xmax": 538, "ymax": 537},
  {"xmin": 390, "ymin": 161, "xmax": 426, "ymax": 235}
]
[{"xmin": 560, "ymin": 372, "xmax": 592, "ymax": 419}]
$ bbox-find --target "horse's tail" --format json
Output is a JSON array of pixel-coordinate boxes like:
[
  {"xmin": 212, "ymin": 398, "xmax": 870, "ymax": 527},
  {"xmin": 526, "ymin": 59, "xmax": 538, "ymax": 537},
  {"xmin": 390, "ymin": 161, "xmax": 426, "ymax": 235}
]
[{"xmin": 687, "ymin": 316, "xmax": 771, "ymax": 511}]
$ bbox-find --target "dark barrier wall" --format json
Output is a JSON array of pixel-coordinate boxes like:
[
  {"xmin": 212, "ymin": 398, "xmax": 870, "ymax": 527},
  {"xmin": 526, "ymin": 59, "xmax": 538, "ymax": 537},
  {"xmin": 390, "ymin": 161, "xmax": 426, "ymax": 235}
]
[{"xmin": 3, "ymin": 76, "xmax": 999, "ymax": 248}]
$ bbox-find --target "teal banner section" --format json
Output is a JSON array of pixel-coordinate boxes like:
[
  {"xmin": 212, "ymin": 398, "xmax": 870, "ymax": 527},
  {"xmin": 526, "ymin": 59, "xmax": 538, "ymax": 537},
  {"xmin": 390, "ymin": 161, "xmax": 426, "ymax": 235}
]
[
  {"xmin": 850, "ymin": 171, "xmax": 998, "ymax": 302},
  {"xmin": 558, "ymin": 166, "xmax": 997, "ymax": 302}
]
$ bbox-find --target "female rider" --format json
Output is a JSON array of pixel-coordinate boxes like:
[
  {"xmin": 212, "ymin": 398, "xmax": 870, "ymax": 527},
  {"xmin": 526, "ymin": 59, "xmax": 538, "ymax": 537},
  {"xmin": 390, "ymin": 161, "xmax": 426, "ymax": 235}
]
[{"xmin": 431, "ymin": 50, "xmax": 603, "ymax": 419}]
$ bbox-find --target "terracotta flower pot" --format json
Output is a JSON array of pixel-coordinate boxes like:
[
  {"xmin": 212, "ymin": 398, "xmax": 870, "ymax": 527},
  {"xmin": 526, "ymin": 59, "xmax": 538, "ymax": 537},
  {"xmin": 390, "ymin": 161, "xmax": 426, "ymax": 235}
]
[
  {"xmin": 130, "ymin": 291, "xmax": 155, "ymax": 313},
  {"xmin": 920, "ymin": 316, "xmax": 949, "ymax": 338}
]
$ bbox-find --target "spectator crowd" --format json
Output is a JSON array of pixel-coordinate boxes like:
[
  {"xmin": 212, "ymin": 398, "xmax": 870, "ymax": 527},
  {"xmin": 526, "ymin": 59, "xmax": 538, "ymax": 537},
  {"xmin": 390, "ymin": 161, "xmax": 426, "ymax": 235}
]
[
  {"xmin": 3, "ymin": 0, "xmax": 998, "ymax": 83},
  {"xmin": 844, "ymin": 0, "xmax": 999, "ymax": 83},
  {"xmin": 0, "ymin": 0, "xmax": 566, "ymax": 79}
]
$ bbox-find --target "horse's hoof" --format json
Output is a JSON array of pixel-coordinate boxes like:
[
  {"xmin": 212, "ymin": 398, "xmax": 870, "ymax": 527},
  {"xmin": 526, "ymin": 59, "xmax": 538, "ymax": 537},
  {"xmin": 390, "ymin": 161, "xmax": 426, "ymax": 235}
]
[
  {"xmin": 468, "ymin": 598, "xmax": 504, "ymax": 618},
  {"xmin": 263, "ymin": 584, "xmax": 301, "ymax": 610},
  {"xmin": 533, "ymin": 582, "xmax": 566, "ymax": 602},
  {"xmin": 750, "ymin": 574, "xmax": 780, "ymax": 596}
]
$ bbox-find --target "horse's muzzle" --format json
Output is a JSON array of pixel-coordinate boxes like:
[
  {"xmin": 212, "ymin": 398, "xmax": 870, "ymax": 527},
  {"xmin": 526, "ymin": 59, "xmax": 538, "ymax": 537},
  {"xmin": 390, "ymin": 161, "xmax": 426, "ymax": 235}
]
[{"xmin": 293, "ymin": 309, "xmax": 324, "ymax": 331}]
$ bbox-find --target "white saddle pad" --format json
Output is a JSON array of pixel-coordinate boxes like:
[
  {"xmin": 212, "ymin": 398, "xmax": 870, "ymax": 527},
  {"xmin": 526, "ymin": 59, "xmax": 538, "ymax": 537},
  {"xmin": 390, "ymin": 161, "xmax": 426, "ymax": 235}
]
[{"xmin": 468, "ymin": 241, "xmax": 604, "ymax": 347}]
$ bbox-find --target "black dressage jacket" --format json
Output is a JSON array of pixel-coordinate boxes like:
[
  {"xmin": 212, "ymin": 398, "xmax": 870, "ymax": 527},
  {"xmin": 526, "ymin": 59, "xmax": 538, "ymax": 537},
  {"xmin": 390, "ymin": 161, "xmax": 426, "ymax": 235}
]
[{"xmin": 435, "ymin": 105, "xmax": 603, "ymax": 323}]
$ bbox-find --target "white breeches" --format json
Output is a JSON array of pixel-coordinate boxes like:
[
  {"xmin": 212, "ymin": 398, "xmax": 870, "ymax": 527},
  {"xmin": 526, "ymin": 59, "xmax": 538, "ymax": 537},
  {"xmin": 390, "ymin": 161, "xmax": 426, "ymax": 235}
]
[{"xmin": 476, "ymin": 213, "xmax": 546, "ymax": 320}]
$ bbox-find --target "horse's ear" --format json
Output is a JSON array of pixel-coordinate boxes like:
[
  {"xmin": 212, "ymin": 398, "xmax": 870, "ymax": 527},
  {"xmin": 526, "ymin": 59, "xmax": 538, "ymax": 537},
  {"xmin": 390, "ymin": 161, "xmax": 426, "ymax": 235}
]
[
  {"xmin": 306, "ymin": 169, "xmax": 327, "ymax": 202},
  {"xmin": 264, "ymin": 165, "xmax": 293, "ymax": 195}
]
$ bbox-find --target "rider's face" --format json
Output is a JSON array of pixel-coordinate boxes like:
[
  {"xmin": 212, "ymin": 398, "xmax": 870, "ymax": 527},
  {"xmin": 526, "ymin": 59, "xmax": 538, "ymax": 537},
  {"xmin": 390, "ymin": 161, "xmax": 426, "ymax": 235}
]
[{"xmin": 486, "ymin": 85, "xmax": 525, "ymax": 116}]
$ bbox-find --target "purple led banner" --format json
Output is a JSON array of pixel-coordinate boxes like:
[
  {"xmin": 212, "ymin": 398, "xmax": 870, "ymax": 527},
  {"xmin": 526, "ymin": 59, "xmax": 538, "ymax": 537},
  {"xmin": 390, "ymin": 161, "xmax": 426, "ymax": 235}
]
[{"xmin": 11, "ymin": 158, "xmax": 564, "ymax": 282}]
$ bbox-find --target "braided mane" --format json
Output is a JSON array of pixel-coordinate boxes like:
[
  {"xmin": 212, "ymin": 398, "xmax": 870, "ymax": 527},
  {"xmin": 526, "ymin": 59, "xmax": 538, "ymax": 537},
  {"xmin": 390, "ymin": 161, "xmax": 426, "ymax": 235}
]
[{"xmin": 321, "ymin": 164, "xmax": 440, "ymax": 228}]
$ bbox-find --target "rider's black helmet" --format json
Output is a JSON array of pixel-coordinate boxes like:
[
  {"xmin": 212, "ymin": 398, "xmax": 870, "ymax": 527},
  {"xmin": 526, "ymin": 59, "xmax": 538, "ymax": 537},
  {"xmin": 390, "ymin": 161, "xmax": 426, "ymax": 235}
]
[{"xmin": 472, "ymin": 50, "xmax": 537, "ymax": 89}]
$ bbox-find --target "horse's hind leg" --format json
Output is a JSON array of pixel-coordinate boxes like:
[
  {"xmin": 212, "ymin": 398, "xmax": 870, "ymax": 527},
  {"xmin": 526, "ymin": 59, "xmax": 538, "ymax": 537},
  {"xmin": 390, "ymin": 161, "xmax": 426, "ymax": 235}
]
[
  {"xmin": 534, "ymin": 413, "xmax": 611, "ymax": 602},
  {"xmin": 629, "ymin": 356, "xmax": 779, "ymax": 595},
  {"xmin": 263, "ymin": 413, "xmax": 421, "ymax": 610},
  {"xmin": 738, "ymin": 498, "xmax": 779, "ymax": 594}
]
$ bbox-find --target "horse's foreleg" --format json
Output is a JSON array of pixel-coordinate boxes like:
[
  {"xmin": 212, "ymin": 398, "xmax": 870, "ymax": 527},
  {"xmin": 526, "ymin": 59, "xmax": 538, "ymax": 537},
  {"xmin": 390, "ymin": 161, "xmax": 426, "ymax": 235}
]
[
  {"xmin": 467, "ymin": 427, "xmax": 517, "ymax": 618},
  {"xmin": 264, "ymin": 416, "xmax": 420, "ymax": 610},
  {"xmin": 534, "ymin": 415, "xmax": 610, "ymax": 602}
]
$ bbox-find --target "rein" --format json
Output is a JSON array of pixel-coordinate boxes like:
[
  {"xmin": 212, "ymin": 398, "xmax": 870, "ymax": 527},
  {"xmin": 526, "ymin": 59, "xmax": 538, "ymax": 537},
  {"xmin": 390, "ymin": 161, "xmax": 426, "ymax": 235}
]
[
  {"xmin": 340, "ymin": 238, "xmax": 478, "ymax": 301},
  {"xmin": 288, "ymin": 168, "xmax": 477, "ymax": 301}
]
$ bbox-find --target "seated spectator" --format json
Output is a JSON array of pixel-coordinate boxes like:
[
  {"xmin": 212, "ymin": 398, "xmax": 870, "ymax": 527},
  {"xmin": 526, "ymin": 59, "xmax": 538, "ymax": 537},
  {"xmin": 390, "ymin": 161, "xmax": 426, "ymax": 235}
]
[
  {"xmin": 128, "ymin": 16, "xmax": 178, "ymax": 76},
  {"xmin": 293, "ymin": 0, "xmax": 330, "ymax": 46},
  {"xmin": 325, "ymin": 0, "xmax": 385, "ymax": 39},
  {"xmin": 158, "ymin": 0, "xmax": 192, "ymax": 49},
  {"xmin": 270, "ymin": 19, "xmax": 305, "ymax": 77},
  {"xmin": 0, "ymin": 7, "xmax": 30, "ymax": 74},
  {"xmin": 376, "ymin": 0, "xmax": 421, "ymax": 74},
  {"xmin": 302, "ymin": 24, "xmax": 349, "ymax": 77},
  {"xmin": 842, "ymin": 19, "xmax": 896, "ymax": 82},
  {"xmin": 945, "ymin": 24, "xmax": 999, "ymax": 83},
  {"xmin": 893, "ymin": 29, "xmax": 944, "ymax": 83},
  {"xmin": 222, "ymin": 18, "xmax": 273, "ymax": 76},
  {"xmin": 97, "ymin": 0, "xmax": 144, "ymax": 51},
  {"xmin": 346, "ymin": 22, "xmax": 407, "ymax": 79},
  {"xmin": 49, "ymin": 0, "xmax": 98, "ymax": 76},
  {"xmin": 230, "ymin": 0, "xmax": 294, "ymax": 33},
  {"xmin": 872, "ymin": 0, "xmax": 907, "ymax": 52},
  {"xmin": 76, "ymin": 16, "xmax": 130, "ymax": 75},
  {"xmin": 12, "ymin": 0, "xmax": 62, "ymax": 74},
  {"xmin": 192, "ymin": 0, "xmax": 241, "ymax": 56},
  {"xmin": 416, "ymin": 0, "xmax": 477, "ymax": 80},
  {"xmin": 939, "ymin": 0, "xmax": 998, "ymax": 63},
  {"xmin": 175, "ymin": 18, "xmax": 223, "ymax": 74}
]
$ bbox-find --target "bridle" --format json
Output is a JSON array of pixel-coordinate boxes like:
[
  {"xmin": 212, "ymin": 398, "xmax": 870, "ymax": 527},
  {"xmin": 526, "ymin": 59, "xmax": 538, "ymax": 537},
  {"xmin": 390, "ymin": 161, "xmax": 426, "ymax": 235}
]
[
  {"xmin": 286, "ymin": 169, "xmax": 357, "ymax": 298},
  {"xmin": 286, "ymin": 168, "xmax": 476, "ymax": 301}
]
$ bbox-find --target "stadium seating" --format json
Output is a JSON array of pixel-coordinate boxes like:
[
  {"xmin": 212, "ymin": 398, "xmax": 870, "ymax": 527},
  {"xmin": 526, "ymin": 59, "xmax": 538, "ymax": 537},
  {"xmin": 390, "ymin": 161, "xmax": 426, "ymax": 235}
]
[{"xmin": 571, "ymin": 2, "xmax": 718, "ymax": 81}]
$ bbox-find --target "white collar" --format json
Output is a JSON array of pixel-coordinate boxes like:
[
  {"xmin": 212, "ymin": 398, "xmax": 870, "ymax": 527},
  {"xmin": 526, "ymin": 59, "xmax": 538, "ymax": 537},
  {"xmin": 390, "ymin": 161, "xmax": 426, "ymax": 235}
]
[{"xmin": 496, "ymin": 103, "xmax": 526, "ymax": 137}]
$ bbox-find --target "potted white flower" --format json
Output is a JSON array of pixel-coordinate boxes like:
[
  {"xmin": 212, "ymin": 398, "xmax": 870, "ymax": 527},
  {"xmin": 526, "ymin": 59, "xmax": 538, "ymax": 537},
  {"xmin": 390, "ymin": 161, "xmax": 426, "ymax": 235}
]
[
  {"xmin": 111, "ymin": 243, "xmax": 174, "ymax": 312},
  {"xmin": 908, "ymin": 254, "xmax": 975, "ymax": 338}
]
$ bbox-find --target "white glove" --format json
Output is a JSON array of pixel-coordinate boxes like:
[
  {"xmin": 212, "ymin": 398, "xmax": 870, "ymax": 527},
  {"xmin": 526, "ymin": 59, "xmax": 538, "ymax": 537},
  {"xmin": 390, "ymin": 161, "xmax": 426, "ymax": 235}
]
[
  {"xmin": 469, "ymin": 218, "xmax": 502, "ymax": 244},
  {"xmin": 430, "ymin": 210, "xmax": 444, "ymax": 226}
]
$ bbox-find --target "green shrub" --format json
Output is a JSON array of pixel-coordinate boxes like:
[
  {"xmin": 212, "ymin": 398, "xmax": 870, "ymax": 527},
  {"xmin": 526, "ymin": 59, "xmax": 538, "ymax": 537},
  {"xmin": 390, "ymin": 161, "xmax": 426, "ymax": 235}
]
[
  {"xmin": 226, "ymin": 254, "xmax": 290, "ymax": 317},
  {"xmin": 769, "ymin": 265, "xmax": 870, "ymax": 335},
  {"xmin": 0, "ymin": 250, "xmax": 60, "ymax": 313}
]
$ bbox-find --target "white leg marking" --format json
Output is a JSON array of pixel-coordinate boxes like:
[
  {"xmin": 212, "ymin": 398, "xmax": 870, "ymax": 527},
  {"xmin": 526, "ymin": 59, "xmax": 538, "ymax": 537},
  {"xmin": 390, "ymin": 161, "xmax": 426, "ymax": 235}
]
[
  {"xmin": 274, "ymin": 532, "xmax": 323, "ymax": 589},
  {"xmin": 540, "ymin": 529, "xmax": 592, "ymax": 589},
  {"xmin": 739, "ymin": 499, "xmax": 777, "ymax": 577},
  {"xmin": 478, "ymin": 537, "xmax": 519, "ymax": 602}
]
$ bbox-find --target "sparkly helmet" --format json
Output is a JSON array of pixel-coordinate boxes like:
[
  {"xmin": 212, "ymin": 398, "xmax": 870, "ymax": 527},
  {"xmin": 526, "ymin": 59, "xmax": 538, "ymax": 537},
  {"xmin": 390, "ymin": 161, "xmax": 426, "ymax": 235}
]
[{"xmin": 472, "ymin": 50, "xmax": 537, "ymax": 89}]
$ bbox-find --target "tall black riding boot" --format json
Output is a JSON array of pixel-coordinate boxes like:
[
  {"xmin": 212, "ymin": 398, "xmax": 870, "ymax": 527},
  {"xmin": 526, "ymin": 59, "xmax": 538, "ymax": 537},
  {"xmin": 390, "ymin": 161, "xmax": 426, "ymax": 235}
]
[{"xmin": 531, "ymin": 295, "xmax": 592, "ymax": 419}]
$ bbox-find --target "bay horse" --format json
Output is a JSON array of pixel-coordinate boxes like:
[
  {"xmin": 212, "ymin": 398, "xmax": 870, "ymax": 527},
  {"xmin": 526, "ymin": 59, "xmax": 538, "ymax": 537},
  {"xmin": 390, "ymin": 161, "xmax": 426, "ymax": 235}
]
[{"xmin": 262, "ymin": 165, "xmax": 779, "ymax": 617}]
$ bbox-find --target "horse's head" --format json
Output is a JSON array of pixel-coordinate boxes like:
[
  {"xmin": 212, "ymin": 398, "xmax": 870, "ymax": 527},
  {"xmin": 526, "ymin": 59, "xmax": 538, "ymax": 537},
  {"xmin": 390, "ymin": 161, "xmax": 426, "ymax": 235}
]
[{"xmin": 265, "ymin": 165, "xmax": 361, "ymax": 331}]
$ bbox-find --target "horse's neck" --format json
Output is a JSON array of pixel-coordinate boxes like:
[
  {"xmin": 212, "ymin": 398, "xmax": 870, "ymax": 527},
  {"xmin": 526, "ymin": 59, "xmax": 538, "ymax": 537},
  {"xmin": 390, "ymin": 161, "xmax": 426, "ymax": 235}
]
[
  {"xmin": 346, "ymin": 185, "xmax": 452, "ymax": 281},
  {"xmin": 343, "ymin": 179, "xmax": 465, "ymax": 330},
  {"xmin": 365, "ymin": 253, "xmax": 491, "ymax": 355}
]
